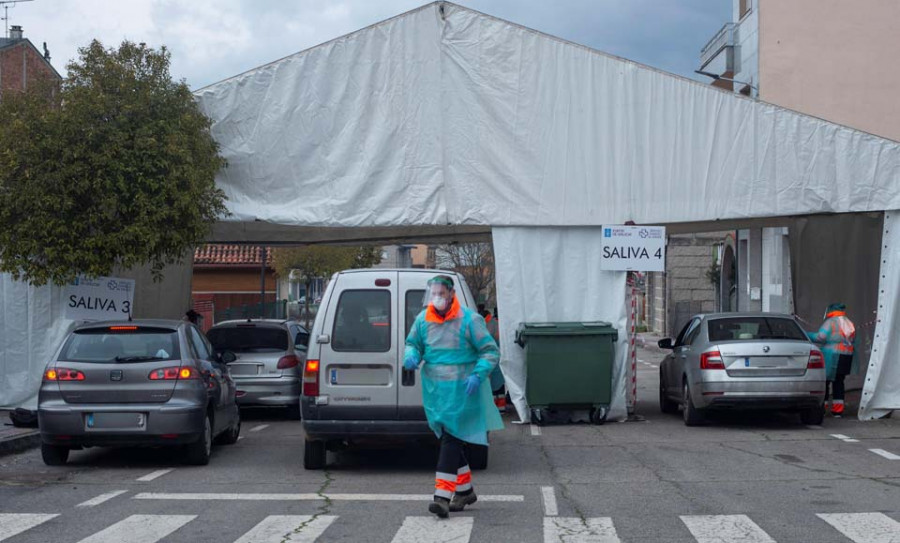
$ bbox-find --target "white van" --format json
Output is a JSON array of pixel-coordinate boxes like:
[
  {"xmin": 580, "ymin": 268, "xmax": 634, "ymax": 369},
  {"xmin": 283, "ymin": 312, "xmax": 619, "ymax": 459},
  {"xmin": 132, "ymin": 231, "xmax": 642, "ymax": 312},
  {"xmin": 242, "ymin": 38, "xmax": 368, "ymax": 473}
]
[{"xmin": 300, "ymin": 268, "xmax": 485, "ymax": 469}]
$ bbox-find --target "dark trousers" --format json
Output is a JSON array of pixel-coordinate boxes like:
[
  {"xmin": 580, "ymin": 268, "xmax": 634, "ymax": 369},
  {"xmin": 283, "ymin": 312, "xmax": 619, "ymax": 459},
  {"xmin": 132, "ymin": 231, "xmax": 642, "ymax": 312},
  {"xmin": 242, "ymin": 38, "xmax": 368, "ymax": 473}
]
[
  {"xmin": 434, "ymin": 433, "xmax": 472, "ymax": 499},
  {"xmin": 436, "ymin": 432, "xmax": 468, "ymax": 475},
  {"xmin": 827, "ymin": 354, "xmax": 853, "ymax": 401}
]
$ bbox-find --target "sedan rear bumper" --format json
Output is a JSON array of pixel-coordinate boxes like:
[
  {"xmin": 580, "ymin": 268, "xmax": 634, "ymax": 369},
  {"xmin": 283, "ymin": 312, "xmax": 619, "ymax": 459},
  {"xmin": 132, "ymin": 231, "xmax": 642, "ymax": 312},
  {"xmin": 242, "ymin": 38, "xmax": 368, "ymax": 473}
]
[
  {"xmin": 233, "ymin": 377, "xmax": 300, "ymax": 406},
  {"xmin": 697, "ymin": 380, "xmax": 825, "ymax": 410},
  {"xmin": 38, "ymin": 403, "xmax": 205, "ymax": 446}
]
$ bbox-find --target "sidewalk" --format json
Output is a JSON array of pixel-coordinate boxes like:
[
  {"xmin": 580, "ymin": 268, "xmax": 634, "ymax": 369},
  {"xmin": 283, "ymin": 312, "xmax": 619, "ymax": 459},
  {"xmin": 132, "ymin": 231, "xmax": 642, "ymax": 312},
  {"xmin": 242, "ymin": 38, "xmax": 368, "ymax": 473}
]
[{"xmin": 0, "ymin": 409, "xmax": 40, "ymax": 456}]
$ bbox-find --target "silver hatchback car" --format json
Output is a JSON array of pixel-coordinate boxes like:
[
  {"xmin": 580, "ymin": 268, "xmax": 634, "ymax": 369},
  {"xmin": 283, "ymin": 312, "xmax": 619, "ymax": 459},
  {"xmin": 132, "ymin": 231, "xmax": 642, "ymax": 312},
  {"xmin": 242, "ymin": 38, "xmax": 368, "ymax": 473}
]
[
  {"xmin": 38, "ymin": 320, "xmax": 241, "ymax": 466},
  {"xmin": 658, "ymin": 313, "xmax": 826, "ymax": 426},
  {"xmin": 207, "ymin": 319, "xmax": 308, "ymax": 418}
]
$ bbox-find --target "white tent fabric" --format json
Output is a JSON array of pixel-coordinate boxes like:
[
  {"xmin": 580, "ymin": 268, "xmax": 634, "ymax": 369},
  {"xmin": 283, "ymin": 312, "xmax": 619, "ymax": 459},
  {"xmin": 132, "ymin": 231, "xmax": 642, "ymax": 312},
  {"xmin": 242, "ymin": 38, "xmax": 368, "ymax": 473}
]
[
  {"xmin": 859, "ymin": 210, "xmax": 900, "ymax": 420},
  {"xmin": 195, "ymin": 2, "xmax": 900, "ymax": 229},
  {"xmin": 493, "ymin": 227, "xmax": 628, "ymax": 422}
]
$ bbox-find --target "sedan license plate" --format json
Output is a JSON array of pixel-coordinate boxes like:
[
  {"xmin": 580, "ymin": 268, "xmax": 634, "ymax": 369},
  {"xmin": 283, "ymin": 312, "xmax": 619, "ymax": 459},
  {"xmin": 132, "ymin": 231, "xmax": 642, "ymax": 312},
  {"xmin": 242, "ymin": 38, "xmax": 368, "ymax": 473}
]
[{"xmin": 86, "ymin": 412, "xmax": 147, "ymax": 430}]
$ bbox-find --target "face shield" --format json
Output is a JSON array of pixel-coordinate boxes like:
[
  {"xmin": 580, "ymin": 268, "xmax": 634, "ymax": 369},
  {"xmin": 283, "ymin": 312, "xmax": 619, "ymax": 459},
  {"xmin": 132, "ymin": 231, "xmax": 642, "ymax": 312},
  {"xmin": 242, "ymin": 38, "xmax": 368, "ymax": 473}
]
[{"xmin": 423, "ymin": 277, "xmax": 455, "ymax": 311}]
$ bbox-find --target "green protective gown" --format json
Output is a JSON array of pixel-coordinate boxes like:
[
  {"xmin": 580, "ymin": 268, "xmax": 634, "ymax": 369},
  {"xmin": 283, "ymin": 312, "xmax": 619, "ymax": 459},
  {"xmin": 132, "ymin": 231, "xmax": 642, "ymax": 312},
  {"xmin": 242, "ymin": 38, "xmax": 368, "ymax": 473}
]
[
  {"xmin": 806, "ymin": 315, "xmax": 857, "ymax": 381},
  {"xmin": 405, "ymin": 301, "xmax": 504, "ymax": 445}
]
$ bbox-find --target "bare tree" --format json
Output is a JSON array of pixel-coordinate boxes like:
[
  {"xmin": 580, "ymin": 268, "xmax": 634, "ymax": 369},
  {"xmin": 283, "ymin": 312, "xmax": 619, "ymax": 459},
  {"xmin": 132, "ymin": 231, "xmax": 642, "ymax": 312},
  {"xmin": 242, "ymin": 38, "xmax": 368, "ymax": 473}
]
[{"xmin": 433, "ymin": 242, "xmax": 495, "ymax": 305}]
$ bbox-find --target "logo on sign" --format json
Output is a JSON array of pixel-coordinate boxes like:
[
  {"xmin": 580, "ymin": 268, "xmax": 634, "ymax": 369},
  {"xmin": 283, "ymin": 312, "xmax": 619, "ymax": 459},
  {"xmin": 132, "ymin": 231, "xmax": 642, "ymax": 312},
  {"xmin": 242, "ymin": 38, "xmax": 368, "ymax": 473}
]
[{"xmin": 604, "ymin": 228, "xmax": 612, "ymax": 237}]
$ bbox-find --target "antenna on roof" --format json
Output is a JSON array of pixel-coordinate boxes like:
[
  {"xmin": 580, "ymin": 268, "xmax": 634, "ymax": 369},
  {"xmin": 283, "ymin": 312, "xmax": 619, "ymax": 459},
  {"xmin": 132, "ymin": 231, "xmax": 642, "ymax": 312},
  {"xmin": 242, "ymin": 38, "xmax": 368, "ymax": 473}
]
[{"xmin": 0, "ymin": 0, "xmax": 34, "ymax": 39}]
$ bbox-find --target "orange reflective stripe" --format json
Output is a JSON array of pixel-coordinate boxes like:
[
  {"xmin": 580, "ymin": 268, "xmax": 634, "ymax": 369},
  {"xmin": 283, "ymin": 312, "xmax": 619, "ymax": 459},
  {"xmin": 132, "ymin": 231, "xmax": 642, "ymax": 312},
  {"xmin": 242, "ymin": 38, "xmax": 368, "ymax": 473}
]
[
  {"xmin": 826, "ymin": 311, "xmax": 846, "ymax": 319},
  {"xmin": 456, "ymin": 472, "xmax": 472, "ymax": 485},
  {"xmin": 435, "ymin": 478, "xmax": 456, "ymax": 492}
]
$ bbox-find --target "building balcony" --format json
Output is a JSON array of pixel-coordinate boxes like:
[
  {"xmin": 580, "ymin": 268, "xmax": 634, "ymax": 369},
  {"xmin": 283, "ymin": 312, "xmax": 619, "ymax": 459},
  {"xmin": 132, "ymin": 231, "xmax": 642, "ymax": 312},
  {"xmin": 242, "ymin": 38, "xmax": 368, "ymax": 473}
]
[{"xmin": 699, "ymin": 22, "xmax": 736, "ymax": 77}]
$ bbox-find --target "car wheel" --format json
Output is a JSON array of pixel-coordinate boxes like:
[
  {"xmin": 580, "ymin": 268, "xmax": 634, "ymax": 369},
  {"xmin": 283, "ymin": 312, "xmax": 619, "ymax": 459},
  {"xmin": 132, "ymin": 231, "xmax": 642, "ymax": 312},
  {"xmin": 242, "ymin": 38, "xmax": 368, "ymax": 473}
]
[
  {"xmin": 216, "ymin": 412, "xmax": 241, "ymax": 445},
  {"xmin": 800, "ymin": 406, "xmax": 825, "ymax": 426},
  {"xmin": 659, "ymin": 372, "xmax": 678, "ymax": 414},
  {"xmin": 303, "ymin": 438, "xmax": 326, "ymax": 470},
  {"xmin": 467, "ymin": 443, "xmax": 489, "ymax": 470},
  {"xmin": 285, "ymin": 403, "xmax": 301, "ymax": 420},
  {"xmin": 41, "ymin": 443, "xmax": 69, "ymax": 466},
  {"xmin": 185, "ymin": 414, "xmax": 213, "ymax": 465},
  {"xmin": 682, "ymin": 381, "xmax": 705, "ymax": 427}
]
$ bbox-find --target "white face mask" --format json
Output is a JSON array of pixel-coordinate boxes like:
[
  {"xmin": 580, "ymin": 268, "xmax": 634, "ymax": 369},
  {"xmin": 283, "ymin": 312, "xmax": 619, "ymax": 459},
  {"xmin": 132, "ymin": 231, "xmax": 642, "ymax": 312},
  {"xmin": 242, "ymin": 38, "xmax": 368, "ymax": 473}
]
[{"xmin": 432, "ymin": 296, "xmax": 448, "ymax": 310}]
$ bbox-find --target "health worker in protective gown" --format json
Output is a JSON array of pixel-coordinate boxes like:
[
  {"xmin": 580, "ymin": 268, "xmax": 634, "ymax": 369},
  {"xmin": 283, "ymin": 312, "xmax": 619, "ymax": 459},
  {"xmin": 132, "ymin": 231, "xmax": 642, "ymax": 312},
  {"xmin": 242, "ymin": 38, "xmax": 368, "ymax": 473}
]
[{"xmin": 404, "ymin": 275, "xmax": 504, "ymax": 518}]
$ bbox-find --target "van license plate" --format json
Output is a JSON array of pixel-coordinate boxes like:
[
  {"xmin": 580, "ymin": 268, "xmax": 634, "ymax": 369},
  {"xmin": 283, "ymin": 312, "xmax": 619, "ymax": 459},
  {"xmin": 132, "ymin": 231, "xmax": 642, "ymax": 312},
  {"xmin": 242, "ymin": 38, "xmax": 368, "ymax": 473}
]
[{"xmin": 330, "ymin": 369, "xmax": 338, "ymax": 385}]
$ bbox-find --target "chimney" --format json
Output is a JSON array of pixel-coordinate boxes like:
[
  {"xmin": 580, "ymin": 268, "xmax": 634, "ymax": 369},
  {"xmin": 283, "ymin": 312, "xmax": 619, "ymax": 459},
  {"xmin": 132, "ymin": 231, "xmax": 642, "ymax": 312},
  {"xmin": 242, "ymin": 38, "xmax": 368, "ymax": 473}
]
[
  {"xmin": 43, "ymin": 41, "xmax": 50, "ymax": 61},
  {"xmin": 9, "ymin": 25, "xmax": 23, "ymax": 40}
]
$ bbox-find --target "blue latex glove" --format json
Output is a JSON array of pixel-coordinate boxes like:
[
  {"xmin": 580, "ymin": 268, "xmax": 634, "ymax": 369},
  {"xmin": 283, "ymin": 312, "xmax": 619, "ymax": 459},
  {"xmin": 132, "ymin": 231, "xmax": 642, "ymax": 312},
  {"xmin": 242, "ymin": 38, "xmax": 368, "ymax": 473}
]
[
  {"xmin": 464, "ymin": 374, "xmax": 481, "ymax": 396},
  {"xmin": 404, "ymin": 356, "xmax": 419, "ymax": 371}
]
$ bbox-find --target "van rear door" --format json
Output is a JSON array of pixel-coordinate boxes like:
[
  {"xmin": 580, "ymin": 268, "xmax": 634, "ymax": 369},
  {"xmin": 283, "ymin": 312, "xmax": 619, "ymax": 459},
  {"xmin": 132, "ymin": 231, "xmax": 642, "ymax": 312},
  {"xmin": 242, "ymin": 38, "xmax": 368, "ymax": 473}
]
[
  {"xmin": 317, "ymin": 272, "xmax": 398, "ymax": 419},
  {"xmin": 397, "ymin": 273, "xmax": 430, "ymax": 420}
]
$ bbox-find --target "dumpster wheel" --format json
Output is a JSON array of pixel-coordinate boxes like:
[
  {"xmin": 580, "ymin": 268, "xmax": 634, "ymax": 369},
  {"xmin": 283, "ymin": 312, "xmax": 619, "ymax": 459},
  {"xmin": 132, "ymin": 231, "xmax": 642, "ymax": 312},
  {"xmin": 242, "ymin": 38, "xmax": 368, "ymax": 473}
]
[{"xmin": 590, "ymin": 406, "xmax": 608, "ymax": 425}]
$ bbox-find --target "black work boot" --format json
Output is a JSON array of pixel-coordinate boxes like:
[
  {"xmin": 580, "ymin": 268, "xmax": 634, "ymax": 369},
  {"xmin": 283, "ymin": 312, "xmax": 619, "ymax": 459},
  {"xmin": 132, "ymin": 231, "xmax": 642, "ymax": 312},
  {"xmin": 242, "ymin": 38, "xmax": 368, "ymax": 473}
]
[
  {"xmin": 449, "ymin": 491, "xmax": 477, "ymax": 512},
  {"xmin": 429, "ymin": 497, "xmax": 450, "ymax": 518}
]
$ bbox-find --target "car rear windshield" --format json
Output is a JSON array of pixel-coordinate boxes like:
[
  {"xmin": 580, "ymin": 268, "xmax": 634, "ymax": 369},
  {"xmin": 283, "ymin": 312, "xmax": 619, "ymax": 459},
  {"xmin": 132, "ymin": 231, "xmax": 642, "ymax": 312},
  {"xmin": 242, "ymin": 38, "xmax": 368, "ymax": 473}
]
[
  {"xmin": 207, "ymin": 326, "xmax": 288, "ymax": 353},
  {"xmin": 707, "ymin": 317, "xmax": 808, "ymax": 342},
  {"xmin": 59, "ymin": 327, "xmax": 180, "ymax": 363}
]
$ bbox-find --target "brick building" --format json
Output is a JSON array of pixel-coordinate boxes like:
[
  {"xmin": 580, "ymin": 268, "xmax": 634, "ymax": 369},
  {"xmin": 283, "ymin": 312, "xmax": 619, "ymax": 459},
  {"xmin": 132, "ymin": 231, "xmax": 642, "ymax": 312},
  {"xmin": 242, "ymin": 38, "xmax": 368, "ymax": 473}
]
[
  {"xmin": 0, "ymin": 26, "xmax": 60, "ymax": 99},
  {"xmin": 192, "ymin": 244, "xmax": 277, "ymax": 330}
]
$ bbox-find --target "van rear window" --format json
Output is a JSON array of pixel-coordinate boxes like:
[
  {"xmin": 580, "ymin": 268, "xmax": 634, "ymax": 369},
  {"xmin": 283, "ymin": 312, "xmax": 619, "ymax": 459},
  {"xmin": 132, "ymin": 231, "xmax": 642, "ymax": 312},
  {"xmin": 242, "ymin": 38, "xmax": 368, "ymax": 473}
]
[
  {"xmin": 332, "ymin": 290, "xmax": 391, "ymax": 352},
  {"xmin": 207, "ymin": 327, "xmax": 288, "ymax": 353},
  {"xmin": 60, "ymin": 328, "xmax": 180, "ymax": 363}
]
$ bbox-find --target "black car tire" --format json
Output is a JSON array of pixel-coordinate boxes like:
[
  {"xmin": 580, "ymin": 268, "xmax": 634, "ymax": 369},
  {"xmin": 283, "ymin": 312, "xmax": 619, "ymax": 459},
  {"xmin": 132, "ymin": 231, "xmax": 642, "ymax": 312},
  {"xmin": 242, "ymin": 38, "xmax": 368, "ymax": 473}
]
[
  {"xmin": 304, "ymin": 438, "xmax": 326, "ymax": 470},
  {"xmin": 41, "ymin": 443, "xmax": 69, "ymax": 466},
  {"xmin": 800, "ymin": 406, "xmax": 825, "ymax": 426},
  {"xmin": 185, "ymin": 415, "xmax": 213, "ymax": 465},
  {"xmin": 660, "ymin": 375, "xmax": 679, "ymax": 414},
  {"xmin": 682, "ymin": 381, "xmax": 705, "ymax": 427},
  {"xmin": 467, "ymin": 443, "xmax": 488, "ymax": 470},
  {"xmin": 286, "ymin": 404, "xmax": 301, "ymax": 420},
  {"xmin": 216, "ymin": 413, "xmax": 241, "ymax": 445}
]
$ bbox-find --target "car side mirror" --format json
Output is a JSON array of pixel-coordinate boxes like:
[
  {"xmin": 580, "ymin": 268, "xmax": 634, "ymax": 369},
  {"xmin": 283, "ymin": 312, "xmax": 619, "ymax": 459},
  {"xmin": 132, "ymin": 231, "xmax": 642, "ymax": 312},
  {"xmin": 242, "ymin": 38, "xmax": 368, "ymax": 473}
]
[
  {"xmin": 658, "ymin": 338, "xmax": 674, "ymax": 350},
  {"xmin": 219, "ymin": 351, "xmax": 237, "ymax": 364}
]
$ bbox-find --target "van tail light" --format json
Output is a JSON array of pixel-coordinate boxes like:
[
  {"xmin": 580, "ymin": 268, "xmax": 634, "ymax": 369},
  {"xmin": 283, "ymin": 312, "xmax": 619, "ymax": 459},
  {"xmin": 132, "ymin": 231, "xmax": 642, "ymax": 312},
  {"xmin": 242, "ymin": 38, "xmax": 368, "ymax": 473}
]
[
  {"xmin": 149, "ymin": 367, "xmax": 201, "ymax": 380},
  {"xmin": 277, "ymin": 355, "xmax": 301, "ymax": 370},
  {"xmin": 303, "ymin": 359, "xmax": 320, "ymax": 396},
  {"xmin": 44, "ymin": 368, "xmax": 85, "ymax": 381},
  {"xmin": 700, "ymin": 350, "xmax": 725, "ymax": 370},
  {"xmin": 807, "ymin": 350, "xmax": 825, "ymax": 369}
]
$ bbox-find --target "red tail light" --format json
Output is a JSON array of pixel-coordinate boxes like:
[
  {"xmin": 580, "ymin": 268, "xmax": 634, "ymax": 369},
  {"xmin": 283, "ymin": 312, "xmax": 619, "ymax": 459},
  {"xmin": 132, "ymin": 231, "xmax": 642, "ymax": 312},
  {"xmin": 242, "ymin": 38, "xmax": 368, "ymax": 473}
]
[
  {"xmin": 44, "ymin": 368, "xmax": 85, "ymax": 381},
  {"xmin": 148, "ymin": 367, "xmax": 200, "ymax": 380},
  {"xmin": 303, "ymin": 359, "xmax": 320, "ymax": 396},
  {"xmin": 807, "ymin": 350, "xmax": 825, "ymax": 369},
  {"xmin": 276, "ymin": 355, "xmax": 301, "ymax": 370},
  {"xmin": 700, "ymin": 350, "xmax": 725, "ymax": 370}
]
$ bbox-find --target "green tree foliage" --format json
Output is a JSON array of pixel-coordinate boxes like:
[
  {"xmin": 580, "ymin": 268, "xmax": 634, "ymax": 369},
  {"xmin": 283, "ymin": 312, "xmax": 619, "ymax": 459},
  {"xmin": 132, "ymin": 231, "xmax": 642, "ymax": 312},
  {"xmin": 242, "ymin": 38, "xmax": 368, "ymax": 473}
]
[
  {"xmin": 272, "ymin": 245, "xmax": 382, "ymax": 327},
  {"xmin": 0, "ymin": 40, "xmax": 227, "ymax": 286}
]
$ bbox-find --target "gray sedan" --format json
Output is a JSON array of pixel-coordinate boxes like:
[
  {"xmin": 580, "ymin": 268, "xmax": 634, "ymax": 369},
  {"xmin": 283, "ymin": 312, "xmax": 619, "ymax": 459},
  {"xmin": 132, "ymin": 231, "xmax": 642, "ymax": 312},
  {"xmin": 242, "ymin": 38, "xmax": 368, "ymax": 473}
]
[
  {"xmin": 658, "ymin": 313, "xmax": 825, "ymax": 426},
  {"xmin": 38, "ymin": 320, "xmax": 241, "ymax": 466}
]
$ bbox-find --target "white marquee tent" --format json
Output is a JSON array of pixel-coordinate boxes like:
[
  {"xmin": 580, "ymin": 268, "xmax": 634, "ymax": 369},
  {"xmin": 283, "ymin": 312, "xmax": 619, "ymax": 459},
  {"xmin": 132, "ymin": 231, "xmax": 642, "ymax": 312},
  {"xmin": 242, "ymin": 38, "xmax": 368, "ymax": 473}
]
[{"xmin": 3, "ymin": 2, "xmax": 898, "ymax": 420}]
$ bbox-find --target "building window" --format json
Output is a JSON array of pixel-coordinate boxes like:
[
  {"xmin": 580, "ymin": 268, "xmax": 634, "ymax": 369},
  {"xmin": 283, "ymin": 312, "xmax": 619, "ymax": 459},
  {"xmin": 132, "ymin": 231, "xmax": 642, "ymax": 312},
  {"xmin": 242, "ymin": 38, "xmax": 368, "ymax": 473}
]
[{"xmin": 739, "ymin": 0, "xmax": 751, "ymax": 19}]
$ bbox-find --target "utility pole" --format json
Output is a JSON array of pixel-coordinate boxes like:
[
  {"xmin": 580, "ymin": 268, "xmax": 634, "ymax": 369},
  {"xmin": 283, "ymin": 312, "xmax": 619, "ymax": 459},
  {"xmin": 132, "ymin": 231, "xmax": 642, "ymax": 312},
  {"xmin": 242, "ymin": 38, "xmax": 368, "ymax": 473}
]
[
  {"xmin": 0, "ymin": 0, "xmax": 34, "ymax": 39},
  {"xmin": 259, "ymin": 245, "xmax": 267, "ymax": 318}
]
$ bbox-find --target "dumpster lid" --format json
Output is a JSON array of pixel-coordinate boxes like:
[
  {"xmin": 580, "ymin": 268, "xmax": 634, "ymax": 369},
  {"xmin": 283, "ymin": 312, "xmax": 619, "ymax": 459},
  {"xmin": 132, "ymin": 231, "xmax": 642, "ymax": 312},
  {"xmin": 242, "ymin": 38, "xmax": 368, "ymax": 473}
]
[{"xmin": 516, "ymin": 321, "xmax": 617, "ymax": 336}]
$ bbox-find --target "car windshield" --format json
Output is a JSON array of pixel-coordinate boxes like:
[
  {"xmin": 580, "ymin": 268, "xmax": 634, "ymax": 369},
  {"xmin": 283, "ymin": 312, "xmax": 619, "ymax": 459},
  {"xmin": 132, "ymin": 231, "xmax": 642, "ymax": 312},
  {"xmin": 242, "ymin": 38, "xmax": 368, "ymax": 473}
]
[
  {"xmin": 708, "ymin": 317, "xmax": 808, "ymax": 342},
  {"xmin": 207, "ymin": 326, "xmax": 287, "ymax": 353},
  {"xmin": 60, "ymin": 327, "xmax": 180, "ymax": 363}
]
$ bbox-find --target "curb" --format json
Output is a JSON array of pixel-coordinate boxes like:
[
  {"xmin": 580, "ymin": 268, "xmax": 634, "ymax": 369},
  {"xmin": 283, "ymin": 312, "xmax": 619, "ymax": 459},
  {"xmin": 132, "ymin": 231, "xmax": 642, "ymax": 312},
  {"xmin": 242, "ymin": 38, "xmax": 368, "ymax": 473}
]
[{"xmin": 0, "ymin": 430, "xmax": 40, "ymax": 457}]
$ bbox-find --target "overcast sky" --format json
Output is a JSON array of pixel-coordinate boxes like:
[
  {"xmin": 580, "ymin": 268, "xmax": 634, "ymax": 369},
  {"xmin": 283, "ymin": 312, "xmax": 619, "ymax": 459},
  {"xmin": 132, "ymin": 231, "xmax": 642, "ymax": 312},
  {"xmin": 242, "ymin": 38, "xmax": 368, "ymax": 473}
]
[{"xmin": 10, "ymin": 1, "xmax": 732, "ymax": 90}]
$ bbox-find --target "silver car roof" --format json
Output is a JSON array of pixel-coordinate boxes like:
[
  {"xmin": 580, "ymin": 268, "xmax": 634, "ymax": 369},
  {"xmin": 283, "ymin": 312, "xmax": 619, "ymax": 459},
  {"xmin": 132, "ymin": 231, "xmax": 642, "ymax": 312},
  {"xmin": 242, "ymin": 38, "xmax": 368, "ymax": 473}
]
[{"xmin": 74, "ymin": 319, "xmax": 183, "ymax": 331}]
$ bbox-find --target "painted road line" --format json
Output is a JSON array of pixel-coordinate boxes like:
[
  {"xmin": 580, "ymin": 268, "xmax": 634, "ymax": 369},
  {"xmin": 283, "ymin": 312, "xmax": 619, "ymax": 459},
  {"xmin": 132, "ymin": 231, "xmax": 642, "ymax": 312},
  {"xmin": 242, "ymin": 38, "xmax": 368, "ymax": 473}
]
[
  {"xmin": 681, "ymin": 515, "xmax": 775, "ymax": 543},
  {"xmin": 77, "ymin": 490, "xmax": 128, "ymax": 507},
  {"xmin": 544, "ymin": 517, "xmax": 620, "ymax": 543},
  {"xmin": 136, "ymin": 469, "xmax": 174, "ymax": 482},
  {"xmin": 530, "ymin": 424, "xmax": 542, "ymax": 436},
  {"xmin": 133, "ymin": 492, "xmax": 525, "ymax": 502},
  {"xmin": 238, "ymin": 436, "xmax": 244, "ymax": 441},
  {"xmin": 818, "ymin": 512, "xmax": 900, "ymax": 543},
  {"xmin": 868, "ymin": 448, "xmax": 900, "ymax": 460},
  {"xmin": 233, "ymin": 515, "xmax": 337, "ymax": 543},
  {"xmin": 830, "ymin": 433, "xmax": 860, "ymax": 443},
  {"xmin": 0, "ymin": 514, "xmax": 58, "ymax": 542},
  {"xmin": 77, "ymin": 515, "xmax": 195, "ymax": 543},
  {"xmin": 541, "ymin": 486, "xmax": 558, "ymax": 517},
  {"xmin": 250, "ymin": 424, "xmax": 269, "ymax": 432},
  {"xmin": 391, "ymin": 516, "xmax": 473, "ymax": 543}
]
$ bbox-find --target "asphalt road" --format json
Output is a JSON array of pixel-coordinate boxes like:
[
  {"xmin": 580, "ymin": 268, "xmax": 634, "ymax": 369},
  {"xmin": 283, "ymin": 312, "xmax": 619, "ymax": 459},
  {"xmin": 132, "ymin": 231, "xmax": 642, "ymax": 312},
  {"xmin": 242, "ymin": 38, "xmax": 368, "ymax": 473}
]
[{"xmin": 1, "ymin": 344, "xmax": 898, "ymax": 542}]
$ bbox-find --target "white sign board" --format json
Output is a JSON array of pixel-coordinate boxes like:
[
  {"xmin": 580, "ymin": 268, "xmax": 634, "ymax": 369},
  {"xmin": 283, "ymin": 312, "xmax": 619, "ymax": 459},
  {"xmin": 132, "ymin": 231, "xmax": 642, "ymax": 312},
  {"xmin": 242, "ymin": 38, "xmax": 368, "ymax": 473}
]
[
  {"xmin": 600, "ymin": 225, "xmax": 666, "ymax": 272},
  {"xmin": 64, "ymin": 276, "xmax": 136, "ymax": 321}
]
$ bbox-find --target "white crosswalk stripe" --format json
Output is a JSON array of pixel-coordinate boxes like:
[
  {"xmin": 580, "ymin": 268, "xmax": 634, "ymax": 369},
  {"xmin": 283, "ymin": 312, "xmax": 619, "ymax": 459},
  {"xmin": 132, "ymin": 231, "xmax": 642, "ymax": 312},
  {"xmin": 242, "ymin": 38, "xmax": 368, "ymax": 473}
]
[
  {"xmin": 543, "ymin": 517, "xmax": 621, "ymax": 543},
  {"xmin": 390, "ymin": 516, "xmax": 473, "ymax": 542},
  {"xmin": 233, "ymin": 515, "xmax": 338, "ymax": 543},
  {"xmin": 817, "ymin": 512, "xmax": 900, "ymax": 543},
  {"xmin": 680, "ymin": 514, "xmax": 776, "ymax": 543},
  {"xmin": 0, "ymin": 513, "xmax": 58, "ymax": 542},
  {"xmin": 77, "ymin": 514, "xmax": 196, "ymax": 543}
]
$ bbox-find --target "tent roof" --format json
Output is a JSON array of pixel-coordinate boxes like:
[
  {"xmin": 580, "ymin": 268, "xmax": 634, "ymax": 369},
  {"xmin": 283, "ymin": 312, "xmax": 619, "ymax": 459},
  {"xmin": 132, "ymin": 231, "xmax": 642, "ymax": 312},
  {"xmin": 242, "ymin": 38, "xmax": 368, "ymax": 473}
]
[{"xmin": 196, "ymin": 2, "xmax": 900, "ymax": 243}]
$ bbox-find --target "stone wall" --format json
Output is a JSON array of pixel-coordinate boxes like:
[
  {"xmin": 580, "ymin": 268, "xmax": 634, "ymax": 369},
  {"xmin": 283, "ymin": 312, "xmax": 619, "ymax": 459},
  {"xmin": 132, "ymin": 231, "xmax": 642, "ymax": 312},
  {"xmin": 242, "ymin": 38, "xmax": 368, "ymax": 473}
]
[{"xmin": 665, "ymin": 233, "xmax": 729, "ymax": 337}]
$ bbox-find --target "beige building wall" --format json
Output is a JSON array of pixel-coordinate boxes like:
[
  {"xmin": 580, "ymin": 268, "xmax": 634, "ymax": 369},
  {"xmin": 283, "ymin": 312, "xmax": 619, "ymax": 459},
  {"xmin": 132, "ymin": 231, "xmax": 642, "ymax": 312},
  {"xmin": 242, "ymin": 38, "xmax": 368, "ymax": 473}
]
[{"xmin": 759, "ymin": 0, "xmax": 900, "ymax": 142}]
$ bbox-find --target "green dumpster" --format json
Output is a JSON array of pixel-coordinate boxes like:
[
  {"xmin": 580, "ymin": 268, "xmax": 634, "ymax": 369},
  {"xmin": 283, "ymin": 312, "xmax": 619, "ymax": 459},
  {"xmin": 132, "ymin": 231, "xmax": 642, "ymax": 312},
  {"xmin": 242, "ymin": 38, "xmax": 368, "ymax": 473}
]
[{"xmin": 515, "ymin": 321, "xmax": 618, "ymax": 424}]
